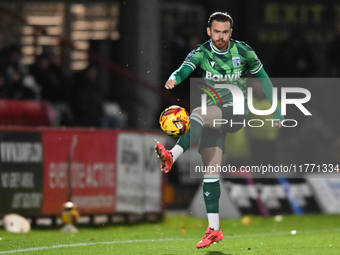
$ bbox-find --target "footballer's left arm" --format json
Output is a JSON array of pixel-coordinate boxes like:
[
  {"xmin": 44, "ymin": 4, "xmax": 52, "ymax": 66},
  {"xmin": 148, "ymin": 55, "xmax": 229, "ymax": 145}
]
[{"xmin": 254, "ymin": 67, "xmax": 284, "ymax": 128}]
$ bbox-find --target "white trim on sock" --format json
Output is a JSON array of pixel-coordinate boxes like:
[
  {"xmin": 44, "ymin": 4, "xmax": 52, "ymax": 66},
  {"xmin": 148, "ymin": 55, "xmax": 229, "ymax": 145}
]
[
  {"xmin": 203, "ymin": 174, "xmax": 219, "ymax": 183},
  {"xmin": 207, "ymin": 213, "xmax": 220, "ymax": 230},
  {"xmin": 190, "ymin": 113, "xmax": 205, "ymax": 126},
  {"xmin": 170, "ymin": 145, "xmax": 184, "ymax": 163}
]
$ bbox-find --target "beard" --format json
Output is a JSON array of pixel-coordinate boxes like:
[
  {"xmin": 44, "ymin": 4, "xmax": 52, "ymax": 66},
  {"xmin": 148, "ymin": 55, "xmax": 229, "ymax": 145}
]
[{"xmin": 212, "ymin": 38, "xmax": 228, "ymax": 50}]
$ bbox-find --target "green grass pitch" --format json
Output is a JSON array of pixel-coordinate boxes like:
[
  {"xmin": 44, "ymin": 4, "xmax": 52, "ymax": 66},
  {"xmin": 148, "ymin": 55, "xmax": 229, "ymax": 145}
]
[{"xmin": 0, "ymin": 213, "xmax": 339, "ymax": 254}]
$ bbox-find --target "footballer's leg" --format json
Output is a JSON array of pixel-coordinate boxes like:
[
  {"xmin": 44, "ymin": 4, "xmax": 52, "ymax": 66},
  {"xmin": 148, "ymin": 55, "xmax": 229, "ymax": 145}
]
[
  {"xmin": 155, "ymin": 106, "xmax": 222, "ymax": 173},
  {"xmin": 196, "ymin": 146, "xmax": 224, "ymax": 249},
  {"xmin": 195, "ymin": 104, "xmax": 246, "ymax": 248}
]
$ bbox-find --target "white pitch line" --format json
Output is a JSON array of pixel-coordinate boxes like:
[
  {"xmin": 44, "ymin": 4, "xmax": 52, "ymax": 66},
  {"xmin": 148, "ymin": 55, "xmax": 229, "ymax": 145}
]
[
  {"xmin": 0, "ymin": 238, "xmax": 193, "ymax": 254},
  {"xmin": 1, "ymin": 228, "xmax": 340, "ymax": 254}
]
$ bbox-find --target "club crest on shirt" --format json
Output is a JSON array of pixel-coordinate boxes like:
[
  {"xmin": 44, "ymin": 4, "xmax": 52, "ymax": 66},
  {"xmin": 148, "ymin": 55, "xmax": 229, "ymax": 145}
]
[
  {"xmin": 232, "ymin": 57, "xmax": 240, "ymax": 67},
  {"xmin": 185, "ymin": 50, "xmax": 196, "ymax": 61}
]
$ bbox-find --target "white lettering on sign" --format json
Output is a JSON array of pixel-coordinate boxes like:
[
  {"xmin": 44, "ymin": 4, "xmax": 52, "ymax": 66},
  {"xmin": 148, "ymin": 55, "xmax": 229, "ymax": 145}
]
[
  {"xmin": 48, "ymin": 162, "xmax": 115, "ymax": 189},
  {"xmin": 11, "ymin": 192, "xmax": 42, "ymax": 209},
  {"xmin": 1, "ymin": 142, "xmax": 42, "ymax": 163},
  {"xmin": 72, "ymin": 195, "xmax": 115, "ymax": 208},
  {"xmin": 1, "ymin": 172, "xmax": 35, "ymax": 188}
]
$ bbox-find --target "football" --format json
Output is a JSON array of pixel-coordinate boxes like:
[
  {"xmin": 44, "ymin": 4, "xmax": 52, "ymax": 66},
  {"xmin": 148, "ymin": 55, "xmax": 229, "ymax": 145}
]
[{"xmin": 159, "ymin": 105, "xmax": 190, "ymax": 137}]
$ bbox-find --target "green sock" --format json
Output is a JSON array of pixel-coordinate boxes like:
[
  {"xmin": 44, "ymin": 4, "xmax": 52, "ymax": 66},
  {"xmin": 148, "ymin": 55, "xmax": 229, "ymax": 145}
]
[
  {"xmin": 177, "ymin": 113, "xmax": 204, "ymax": 152},
  {"xmin": 203, "ymin": 180, "xmax": 220, "ymax": 213}
]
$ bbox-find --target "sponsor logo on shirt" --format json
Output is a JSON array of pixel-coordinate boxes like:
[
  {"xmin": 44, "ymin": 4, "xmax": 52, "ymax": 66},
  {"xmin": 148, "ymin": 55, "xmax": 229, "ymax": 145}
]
[{"xmin": 205, "ymin": 71, "xmax": 242, "ymax": 82}]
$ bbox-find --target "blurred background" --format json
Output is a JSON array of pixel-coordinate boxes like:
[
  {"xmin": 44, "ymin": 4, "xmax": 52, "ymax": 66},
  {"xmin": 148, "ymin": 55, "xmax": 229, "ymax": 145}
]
[
  {"xmin": 0, "ymin": 0, "xmax": 339, "ymax": 223},
  {"xmin": 1, "ymin": 0, "xmax": 339, "ymax": 128}
]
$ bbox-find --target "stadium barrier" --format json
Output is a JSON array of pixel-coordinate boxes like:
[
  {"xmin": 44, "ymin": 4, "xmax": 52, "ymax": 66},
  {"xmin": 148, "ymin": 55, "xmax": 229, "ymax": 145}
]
[
  {"xmin": 223, "ymin": 178, "xmax": 321, "ymax": 216},
  {"xmin": 0, "ymin": 127, "xmax": 166, "ymax": 224},
  {"xmin": 306, "ymin": 176, "xmax": 340, "ymax": 214},
  {"xmin": 0, "ymin": 99, "xmax": 53, "ymax": 126},
  {"xmin": 189, "ymin": 175, "xmax": 331, "ymax": 218}
]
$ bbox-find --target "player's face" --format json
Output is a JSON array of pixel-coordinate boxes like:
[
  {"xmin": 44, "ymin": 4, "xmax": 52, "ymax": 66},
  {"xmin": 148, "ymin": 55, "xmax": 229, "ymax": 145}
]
[{"xmin": 207, "ymin": 21, "xmax": 232, "ymax": 51}]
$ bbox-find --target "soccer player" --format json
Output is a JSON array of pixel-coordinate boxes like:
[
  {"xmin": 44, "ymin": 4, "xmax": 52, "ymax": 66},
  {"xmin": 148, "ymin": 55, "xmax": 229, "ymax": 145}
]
[{"xmin": 155, "ymin": 12, "xmax": 283, "ymax": 249}]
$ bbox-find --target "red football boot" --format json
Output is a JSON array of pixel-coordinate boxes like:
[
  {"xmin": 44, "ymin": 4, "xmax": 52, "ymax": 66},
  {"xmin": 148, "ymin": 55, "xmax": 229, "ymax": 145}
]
[
  {"xmin": 196, "ymin": 227, "xmax": 223, "ymax": 249},
  {"xmin": 155, "ymin": 142, "xmax": 173, "ymax": 173}
]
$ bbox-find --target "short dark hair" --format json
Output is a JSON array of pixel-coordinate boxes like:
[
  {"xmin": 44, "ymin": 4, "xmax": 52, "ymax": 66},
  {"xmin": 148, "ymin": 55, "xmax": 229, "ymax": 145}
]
[{"xmin": 207, "ymin": 12, "xmax": 233, "ymax": 28}]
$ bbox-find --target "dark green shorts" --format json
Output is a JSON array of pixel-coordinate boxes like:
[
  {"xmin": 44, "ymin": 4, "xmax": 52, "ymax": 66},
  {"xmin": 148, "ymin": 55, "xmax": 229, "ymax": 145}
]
[{"xmin": 198, "ymin": 104, "xmax": 246, "ymax": 154}]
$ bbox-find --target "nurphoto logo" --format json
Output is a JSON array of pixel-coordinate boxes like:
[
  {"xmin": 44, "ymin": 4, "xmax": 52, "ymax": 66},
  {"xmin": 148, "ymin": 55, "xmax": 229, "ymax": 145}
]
[{"xmin": 200, "ymin": 83, "xmax": 312, "ymax": 128}]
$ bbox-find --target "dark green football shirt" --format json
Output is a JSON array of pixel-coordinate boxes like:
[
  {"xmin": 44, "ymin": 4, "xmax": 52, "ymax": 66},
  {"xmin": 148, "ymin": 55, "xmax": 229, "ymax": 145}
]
[{"xmin": 170, "ymin": 39, "xmax": 262, "ymax": 106}]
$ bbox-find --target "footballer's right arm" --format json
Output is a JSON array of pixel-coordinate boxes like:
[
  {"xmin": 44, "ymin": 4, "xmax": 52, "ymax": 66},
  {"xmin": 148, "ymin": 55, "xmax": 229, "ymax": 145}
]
[{"xmin": 165, "ymin": 64, "xmax": 194, "ymax": 89}]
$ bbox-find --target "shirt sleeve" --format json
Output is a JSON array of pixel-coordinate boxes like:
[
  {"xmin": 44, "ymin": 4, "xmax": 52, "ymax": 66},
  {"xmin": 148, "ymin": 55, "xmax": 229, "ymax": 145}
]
[
  {"xmin": 254, "ymin": 67, "xmax": 284, "ymax": 122},
  {"xmin": 169, "ymin": 65, "xmax": 194, "ymax": 85},
  {"xmin": 246, "ymin": 45, "xmax": 263, "ymax": 74}
]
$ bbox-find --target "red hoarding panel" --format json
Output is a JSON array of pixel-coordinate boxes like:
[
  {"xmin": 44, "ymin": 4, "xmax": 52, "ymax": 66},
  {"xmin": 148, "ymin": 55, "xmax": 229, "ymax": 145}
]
[
  {"xmin": 0, "ymin": 99, "xmax": 52, "ymax": 126},
  {"xmin": 41, "ymin": 129, "xmax": 117, "ymax": 215}
]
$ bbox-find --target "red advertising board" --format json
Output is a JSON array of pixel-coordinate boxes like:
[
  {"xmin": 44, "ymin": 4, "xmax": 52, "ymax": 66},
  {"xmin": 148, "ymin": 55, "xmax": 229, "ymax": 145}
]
[{"xmin": 41, "ymin": 129, "xmax": 118, "ymax": 214}]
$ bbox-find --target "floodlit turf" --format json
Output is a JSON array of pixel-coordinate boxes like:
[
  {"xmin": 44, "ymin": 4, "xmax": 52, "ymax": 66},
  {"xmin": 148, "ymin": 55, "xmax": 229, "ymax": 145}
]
[{"xmin": 0, "ymin": 213, "xmax": 340, "ymax": 254}]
